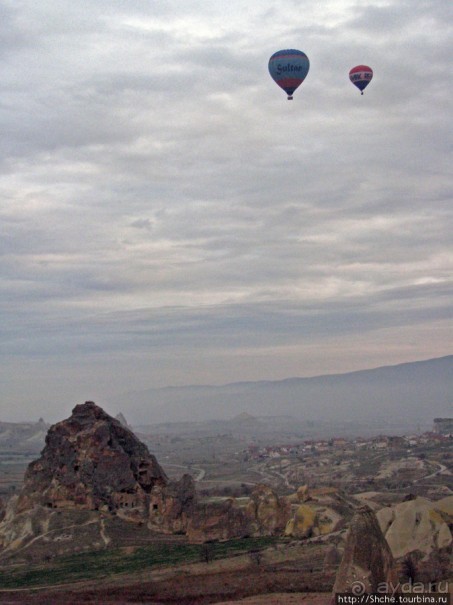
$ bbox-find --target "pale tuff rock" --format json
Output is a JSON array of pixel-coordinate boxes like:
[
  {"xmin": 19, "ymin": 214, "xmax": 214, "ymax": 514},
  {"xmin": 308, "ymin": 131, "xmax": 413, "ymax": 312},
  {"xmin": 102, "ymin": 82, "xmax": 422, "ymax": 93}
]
[
  {"xmin": 296, "ymin": 484, "xmax": 311, "ymax": 502},
  {"xmin": 377, "ymin": 496, "xmax": 452, "ymax": 559},
  {"xmin": 0, "ymin": 501, "xmax": 107, "ymax": 557},
  {"xmin": 285, "ymin": 504, "xmax": 317, "ymax": 538},
  {"xmin": 285, "ymin": 486, "xmax": 348, "ymax": 539},
  {"xmin": 432, "ymin": 495, "xmax": 453, "ymax": 520},
  {"xmin": 285, "ymin": 503, "xmax": 343, "ymax": 538},
  {"xmin": 246, "ymin": 483, "xmax": 290, "ymax": 536},
  {"xmin": 0, "ymin": 496, "xmax": 40, "ymax": 552}
]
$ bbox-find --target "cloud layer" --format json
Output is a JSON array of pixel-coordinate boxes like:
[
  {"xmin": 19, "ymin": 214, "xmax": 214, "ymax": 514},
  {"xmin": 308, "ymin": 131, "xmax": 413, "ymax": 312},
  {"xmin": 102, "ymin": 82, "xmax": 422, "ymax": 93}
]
[{"xmin": 1, "ymin": 0, "xmax": 452, "ymax": 420}]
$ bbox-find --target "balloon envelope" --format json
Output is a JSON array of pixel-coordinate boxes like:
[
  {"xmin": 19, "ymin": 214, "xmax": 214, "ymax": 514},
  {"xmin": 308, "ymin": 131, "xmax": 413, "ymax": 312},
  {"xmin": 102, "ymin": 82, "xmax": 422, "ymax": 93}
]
[
  {"xmin": 349, "ymin": 65, "xmax": 373, "ymax": 94},
  {"xmin": 268, "ymin": 49, "xmax": 310, "ymax": 99}
]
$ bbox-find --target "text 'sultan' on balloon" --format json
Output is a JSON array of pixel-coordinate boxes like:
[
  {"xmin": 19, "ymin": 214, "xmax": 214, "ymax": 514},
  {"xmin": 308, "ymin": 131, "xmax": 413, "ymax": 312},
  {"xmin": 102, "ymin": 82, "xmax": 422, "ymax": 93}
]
[
  {"xmin": 349, "ymin": 65, "xmax": 373, "ymax": 95},
  {"xmin": 268, "ymin": 49, "xmax": 310, "ymax": 100}
]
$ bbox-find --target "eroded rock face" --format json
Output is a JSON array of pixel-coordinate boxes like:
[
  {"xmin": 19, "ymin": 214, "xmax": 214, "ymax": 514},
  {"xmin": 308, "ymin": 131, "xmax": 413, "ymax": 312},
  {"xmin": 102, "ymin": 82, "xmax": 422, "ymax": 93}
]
[
  {"xmin": 16, "ymin": 402, "xmax": 168, "ymax": 520},
  {"xmin": 149, "ymin": 481, "xmax": 289, "ymax": 542},
  {"xmin": 0, "ymin": 498, "xmax": 55, "ymax": 553},
  {"xmin": 186, "ymin": 499, "xmax": 251, "ymax": 543},
  {"xmin": 333, "ymin": 505, "xmax": 397, "ymax": 595},
  {"xmin": 285, "ymin": 502, "xmax": 343, "ymax": 539},
  {"xmin": 296, "ymin": 484, "xmax": 311, "ymax": 502},
  {"xmin": 377, "ymin": 497, "xmax": 452, "ymax": 560},
  {"xmin": 149, "ymin": 474, "xmax": 197, "ymax": 534},
  {"xmin": 246, "ymin": 484, "xmax": 290, "ymax": 536},
  {"xmin": 285, "ymin": 504, "xmax": 317, "ymax": 538}
]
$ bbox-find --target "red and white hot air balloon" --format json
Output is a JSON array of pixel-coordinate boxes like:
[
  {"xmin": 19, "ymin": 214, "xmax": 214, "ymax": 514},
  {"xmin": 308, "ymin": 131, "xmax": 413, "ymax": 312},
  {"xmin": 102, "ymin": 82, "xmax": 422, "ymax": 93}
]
[{"xmin": 349, "ymin": 65, "xmax": 373, "ymax": 95}]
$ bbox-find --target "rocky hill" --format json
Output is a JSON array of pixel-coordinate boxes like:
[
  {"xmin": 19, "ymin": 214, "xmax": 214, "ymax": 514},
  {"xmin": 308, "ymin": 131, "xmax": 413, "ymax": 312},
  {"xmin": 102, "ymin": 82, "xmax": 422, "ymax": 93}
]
[
  {"xmin": 16, "ymin": 401, "xmax": 168, "ymax": 520},
  {"xmin": 0, "ymin": 402, "xmax": 296, "ymax": 557}
]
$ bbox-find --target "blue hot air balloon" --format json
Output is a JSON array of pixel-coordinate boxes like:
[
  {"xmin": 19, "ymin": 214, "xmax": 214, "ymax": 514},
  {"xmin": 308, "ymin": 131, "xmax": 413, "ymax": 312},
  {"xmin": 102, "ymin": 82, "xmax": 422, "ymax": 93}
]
[{"xmin": 268, "ymin": 49, "xmax": 310, "ymax": 100}]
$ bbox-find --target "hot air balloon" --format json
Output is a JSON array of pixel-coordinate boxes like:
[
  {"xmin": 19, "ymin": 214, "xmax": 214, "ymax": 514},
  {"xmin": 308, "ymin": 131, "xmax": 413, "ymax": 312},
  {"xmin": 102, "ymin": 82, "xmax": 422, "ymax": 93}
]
[
  {"xmin": 268, "ymin": 49, "xmax": 310, "ymax": 100},
  {"xmin": 349, "ymin": 65, "xmax": 373, "ymax": 95}
]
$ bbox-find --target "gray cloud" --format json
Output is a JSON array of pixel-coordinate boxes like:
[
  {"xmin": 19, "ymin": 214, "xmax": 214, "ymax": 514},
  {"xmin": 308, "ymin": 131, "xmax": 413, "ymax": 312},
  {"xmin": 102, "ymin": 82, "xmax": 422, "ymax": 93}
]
[{"xmin": 0, "ymin": 0, "xmax": 451, "ymax": 420}]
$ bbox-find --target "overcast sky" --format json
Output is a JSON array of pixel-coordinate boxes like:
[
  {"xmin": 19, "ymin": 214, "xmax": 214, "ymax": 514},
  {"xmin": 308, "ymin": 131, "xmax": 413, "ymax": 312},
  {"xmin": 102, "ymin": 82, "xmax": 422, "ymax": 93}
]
[{"xmin": 1, "ymin": 0, "xmax": 452, "ymax": 421}]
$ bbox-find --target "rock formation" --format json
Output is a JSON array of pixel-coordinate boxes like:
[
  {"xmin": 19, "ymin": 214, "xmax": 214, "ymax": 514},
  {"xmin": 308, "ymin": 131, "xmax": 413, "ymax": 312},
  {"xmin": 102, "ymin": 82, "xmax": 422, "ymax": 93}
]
[
  {"xmin": 186, "ymin": 499, "xmax": 251, "ymax": 542},
  {"xmin": 181, "ymin": 483, "xmax": 289, "ymax": 543},
  {"xmin": 246, "ymin": 483, "xmax": 290, "ymax": 536},
  {"xmin": 16, "ymin": 401, "xmax": 168, "ymax": 521},
  {"xmin": 285, "ymin": 486, "xmax": 349, "ymax": 539},
  {"xmin": 285, "ymin": 502, "xmax": 345, "ymax": 539},
  {"xmin": 377, "ymin": 496, "xmax": 452, "ymax": 559},
  {"xmin": 115, "ymin": 412, "xmax": 130, "ymax": 428},
  {"xmin": 332, "ymin": 505, "xmax": 397, "ymax": 595},
  {"xmin": 285, "ymin": 504, "xmax": 317, "ymax": 538},
  {"xmin": 296, "ymin": 484, "xmax": 311, "ymax": 502},
  {"xmin": 434, "ymin": 494, "xmax": 453, "ymax": 519},
  {"xmin": 0, "ymin": 402, "xmax": 295, "ymax": 555},
  {"xmin": 149, "ymin": 473, "xmax": 197, "ymax": 534}
]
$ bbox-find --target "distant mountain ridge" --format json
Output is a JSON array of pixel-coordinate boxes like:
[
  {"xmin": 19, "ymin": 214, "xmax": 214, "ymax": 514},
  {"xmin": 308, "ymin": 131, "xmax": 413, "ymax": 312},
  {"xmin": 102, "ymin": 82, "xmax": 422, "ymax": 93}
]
[
  {"xmin": 114, "ymin": 355, "xmax": 452, "ymax": 428},
  {"xmin": 0, "ymin": 419, "xmax": 49, "ymax": 454}
]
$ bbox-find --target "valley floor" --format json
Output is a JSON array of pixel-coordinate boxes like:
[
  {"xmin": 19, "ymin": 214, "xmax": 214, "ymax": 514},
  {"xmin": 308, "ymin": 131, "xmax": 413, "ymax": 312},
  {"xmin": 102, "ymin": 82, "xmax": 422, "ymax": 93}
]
[{"xmin": 0, "ymin": 540, "xmax": 335, "ymax": 604}]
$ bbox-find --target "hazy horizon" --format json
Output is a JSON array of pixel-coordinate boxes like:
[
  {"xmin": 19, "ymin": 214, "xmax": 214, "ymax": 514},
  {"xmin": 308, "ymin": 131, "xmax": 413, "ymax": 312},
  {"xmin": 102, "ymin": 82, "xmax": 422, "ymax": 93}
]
[{"xmin": 1, "ymin": 354, "xmax": 451, "ymax": 425}]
